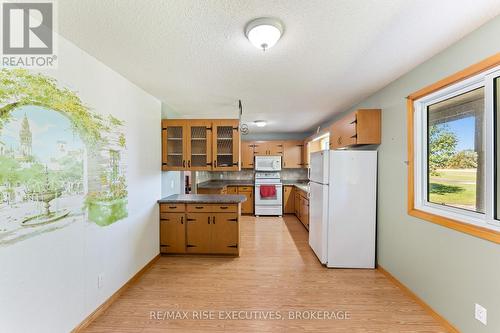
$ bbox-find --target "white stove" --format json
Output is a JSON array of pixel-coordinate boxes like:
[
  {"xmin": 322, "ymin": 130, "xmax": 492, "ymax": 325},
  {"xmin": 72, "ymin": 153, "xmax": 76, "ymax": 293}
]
[{"xmin": 254, "ymin": 171, "xmax": 283, "ymax": 216}]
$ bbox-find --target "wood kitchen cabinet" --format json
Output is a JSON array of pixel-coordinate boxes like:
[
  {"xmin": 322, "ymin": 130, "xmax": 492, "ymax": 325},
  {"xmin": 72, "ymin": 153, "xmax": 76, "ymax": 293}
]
[
  {"xmin": 186, "ymin": 206, "xmax": 239, "ymax": 255},
  {"xmin": 162, "ymin": 119, "xmax": 240, "ymax": 171},
  {"xmin": 329, "ymin": 109, "xmax": 381, "ymax": 150},
  {"xmin": 161, "ymin": 119, "xmax": 212, "ymax": 171},
  {"xmin": 159, "ymin": 203, "xmax": 240, "ymax": 255},
  {"xmin": 294, "ymin": 191, "xmax": 300, "ymax": 216},
  {"xmin": 187, "ymin": 120, "xmax": 212, "ymax": 170},
  {"xmin": 241, "ymin": 141, "xmax": 255, "ymax": 168},
  {"xmin": 253, "ymin": 141, "xmax": 283, "ymax": 156},
  {"xmin": 283, "ymin": 141, "xmax": 304, "ymax": 168},
  {"xmin": 161, "ymin": 120, "xmax": 188, "ymax": 171},
  {"xmin": 186, "ymin": 212, "xmax": 212, "ymax": 253},
  {"xmin": 293, "ymin": 189, "xmax": 309, "ymax": 230},
  {"xmin": 268, "ymin": 141, "xmax": 284, "ymax": 155},
  {"xmin": 197, "ymin": 187, "xmax": 227, "ymax": 194},
  {"xmin": 283, "ymin": 185, "xmax": 295, "ymax": 214},
  {"xmin": 212, "ymin": 120, "xmax": 240, "ymax": 171},
  {"xmin": 253, "ymin": 141, "xmax": 267, "ymax": 156},
  {"xmin": 238, "ymin": 186, "xmax": 254, "ymax": 214},
  {"xmin": 227, "ymin": 186, "xmax": 238, "ymax": 194},
  {"xmin": 160, "ymin": 213, "xmax": 186, "ymax": 253},
  {"xmin": 210, "ymin": 213, "xmax": 239, "ymax": 255},
  {"xmin": 300, "ymin": 195, "xmax": 309, "ymax": 230}
]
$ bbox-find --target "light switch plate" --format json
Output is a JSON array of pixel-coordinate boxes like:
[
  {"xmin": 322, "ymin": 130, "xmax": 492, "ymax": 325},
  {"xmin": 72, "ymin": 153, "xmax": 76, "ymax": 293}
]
[{"xmin": 475, "ymin": 303, "xmax": 487, "ymax": 325}]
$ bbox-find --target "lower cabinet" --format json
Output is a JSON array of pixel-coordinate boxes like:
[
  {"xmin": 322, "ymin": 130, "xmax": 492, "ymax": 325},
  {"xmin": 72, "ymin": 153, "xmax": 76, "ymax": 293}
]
[
  {"xmin": 293, "ymin": 189, "xmax": 309, "ymax": 230},
  {"xmin": 159, "ymin": 203, "xmax": 240, "ymax": 255},
  {"xmin": 186, "ymin": 211, "xmax": 239, "ymax": 255},
  {"xmin": 294, "ymin": 191, "xmax": 300, "ymax": 216},
  {"xmin": 227, "ymin": 186, "xmax": 238, "ymax": 194},
  {"xmin": 238, "ymin": 187, "xmax": 254, "ymax": 214},
  {"xmin": 197, "ymin": 187, "xmax": 227, "ymax": 195},
  {"xmin": 186, "ymin": 213, "xmax": 212, "ymax": 253},
  {"xmin": 160, "ymin": 213, "xmax": 186, "ymax": 253},
  {"xmin": 300, "ymin": 195, "xmax": 309, "ymax": 230},
  {"xmin": 283, "ymin": 185, "xmax": 294, "ymax": 214}
]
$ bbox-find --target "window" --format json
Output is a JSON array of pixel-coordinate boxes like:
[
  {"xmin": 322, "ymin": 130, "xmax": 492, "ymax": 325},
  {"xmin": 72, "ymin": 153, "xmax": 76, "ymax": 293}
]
[
  {"xmin": 427, "ymin": 87, "xmax": 485, "ymax": 213},
  {"xmin": 496, "ymin": 76, "xmax": 500, "ymax": 220},
  {"xmin": 408, "ymin": 56, "xmax": 500, "ymax": 243}
]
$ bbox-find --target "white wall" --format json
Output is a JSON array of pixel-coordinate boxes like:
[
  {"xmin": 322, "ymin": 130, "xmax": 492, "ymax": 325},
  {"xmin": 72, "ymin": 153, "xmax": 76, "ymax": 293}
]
[{"xmin": 0, "ymin": 36, "xmax": 161, "ymax": 333}]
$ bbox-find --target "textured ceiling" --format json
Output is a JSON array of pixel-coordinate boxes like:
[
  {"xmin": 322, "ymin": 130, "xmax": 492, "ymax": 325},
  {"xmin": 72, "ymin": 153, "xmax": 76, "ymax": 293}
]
[{"xmin": 57, "ymin": 0, "xmax": 500, "ymax": 134}]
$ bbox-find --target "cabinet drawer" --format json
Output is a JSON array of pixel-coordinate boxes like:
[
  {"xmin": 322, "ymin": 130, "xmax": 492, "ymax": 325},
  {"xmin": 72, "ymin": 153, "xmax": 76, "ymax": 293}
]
[
  {"xmin": 238, "ymin": 186, "xmax": 253, "ymax": 192},
  {"xmin": 160, "ymin": 204, "xmax": 185, "ymax": 212},
  {"xmin": 186, "ymin": 204, "xmax": 238, "ymax": 213},
  {"xmin": 227, "ymin": 186, "xmax": 238, "ymax": 194}
]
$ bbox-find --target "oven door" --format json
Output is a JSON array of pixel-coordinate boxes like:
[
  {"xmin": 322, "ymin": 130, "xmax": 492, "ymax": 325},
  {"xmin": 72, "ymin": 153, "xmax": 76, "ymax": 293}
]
[{"xmin": 255, "ymin": 183, "xmax": 283, "ymax": 205}]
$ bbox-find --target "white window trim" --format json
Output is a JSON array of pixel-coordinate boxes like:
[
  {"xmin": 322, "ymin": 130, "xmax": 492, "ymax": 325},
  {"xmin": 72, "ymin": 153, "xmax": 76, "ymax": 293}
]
[{"xmin": 413, "ymin": 66, "xmax": 500, "ymax": 232}]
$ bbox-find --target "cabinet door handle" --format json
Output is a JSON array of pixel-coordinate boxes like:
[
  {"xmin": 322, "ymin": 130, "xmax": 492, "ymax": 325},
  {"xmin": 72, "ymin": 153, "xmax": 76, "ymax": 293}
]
[
  {"xmin": 181, "ymin": 216, "xmax": 184, "ymax": 224},
  {"xmin": 188, "ymin": 160, "xmax": 191, "ymax": 168},
  {"xmin": 212, "ymin": 216, "xmax": 215, "ymax": 224},
  {"xmin": 208, "ymin": 216, "xmax": 211, "ymax": 224},
  {"xmin": 214, "ymin": 160, "xmax": 217, "ymax": 168},
  {"xmin": 183, "ymin": 160, "xmax": 186, "ymax": 168}
]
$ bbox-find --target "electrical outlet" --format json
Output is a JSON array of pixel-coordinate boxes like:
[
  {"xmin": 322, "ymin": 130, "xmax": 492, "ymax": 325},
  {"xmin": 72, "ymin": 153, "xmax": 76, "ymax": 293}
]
[
  {"xmin": 97, "ymin": 274, "xmax": 104, "ymax": 289},
  {"xmin": 475, "ymin": 303, "xmax": 487, "ymax": 325}
]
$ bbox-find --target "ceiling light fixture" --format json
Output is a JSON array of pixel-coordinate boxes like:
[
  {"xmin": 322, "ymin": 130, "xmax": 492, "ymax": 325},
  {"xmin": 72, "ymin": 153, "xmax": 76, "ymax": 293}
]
[
  {"xmin": 254, "ymin": 120, "xmax": 267, "ymax": 127},
  {"xmin": 245, "ymin": 18, "xmax": 284, "ymax": 51}
]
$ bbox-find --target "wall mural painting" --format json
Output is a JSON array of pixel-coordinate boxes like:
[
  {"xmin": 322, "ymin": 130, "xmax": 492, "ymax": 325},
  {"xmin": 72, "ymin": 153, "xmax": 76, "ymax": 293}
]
[{"xmin": 0, "ymin": 69, "xmax": 128, "ymax": 246}]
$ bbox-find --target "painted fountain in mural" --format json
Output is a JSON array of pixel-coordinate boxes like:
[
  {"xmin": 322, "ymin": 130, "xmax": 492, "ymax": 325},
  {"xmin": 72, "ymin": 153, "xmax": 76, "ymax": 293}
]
[
  {"xmin": 0, "ymin": 68, "xmax": 128, "ymax": 246},
  {"xmin": 22, "ymin": 167, "xmax": 69, "ymax": 227}
]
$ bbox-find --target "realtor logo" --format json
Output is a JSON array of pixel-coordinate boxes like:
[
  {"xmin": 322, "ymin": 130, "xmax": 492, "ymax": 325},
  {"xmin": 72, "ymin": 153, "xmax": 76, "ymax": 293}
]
[{"xmin": 1, "ymin": 1, "xmax": 57, "ymax": 67}]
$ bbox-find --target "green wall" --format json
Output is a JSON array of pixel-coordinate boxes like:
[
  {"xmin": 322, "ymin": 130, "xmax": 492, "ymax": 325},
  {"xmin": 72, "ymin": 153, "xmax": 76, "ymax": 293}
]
[{"xmin": 320, "ymin": 16, "xmax": 500, "ymax": 333}]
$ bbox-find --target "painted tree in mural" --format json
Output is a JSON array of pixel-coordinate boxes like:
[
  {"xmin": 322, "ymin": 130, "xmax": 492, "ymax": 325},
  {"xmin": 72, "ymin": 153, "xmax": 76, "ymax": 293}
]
[{"xmin": 0, "ymin": 68, "xmax": 128, "ymax": 246}]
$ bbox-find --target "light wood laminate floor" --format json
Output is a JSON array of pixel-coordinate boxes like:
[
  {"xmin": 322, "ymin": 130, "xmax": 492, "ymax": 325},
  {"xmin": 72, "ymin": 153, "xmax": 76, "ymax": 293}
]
[{"xmin": 83, "ymin": 215, "xmax": 447, "ymax": 333}]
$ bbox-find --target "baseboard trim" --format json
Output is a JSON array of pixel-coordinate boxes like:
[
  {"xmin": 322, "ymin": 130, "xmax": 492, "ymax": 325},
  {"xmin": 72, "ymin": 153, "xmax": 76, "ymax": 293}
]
[
  {"xmin": 71, "ymin": 254, "xmax": 160, "ymax": 333},
  {"xmin": 377, "ymin": 265, "xmax": 460, "ymax": 333}
]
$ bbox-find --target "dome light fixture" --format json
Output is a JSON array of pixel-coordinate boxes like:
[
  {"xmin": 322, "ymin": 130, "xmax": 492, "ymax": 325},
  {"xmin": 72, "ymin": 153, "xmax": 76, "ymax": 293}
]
[
  {"xmin": 254, "ymin": 120, "xmax": 267, "ymax": 127},
  {"xmin": 245, "ymin": 18, "xmax": 284, "ymax": 51}
]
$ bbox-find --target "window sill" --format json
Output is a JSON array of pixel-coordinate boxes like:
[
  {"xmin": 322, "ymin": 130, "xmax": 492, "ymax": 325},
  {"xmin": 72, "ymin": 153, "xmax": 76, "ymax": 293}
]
[{"xmin": 408, "ymin": 208, "xmax": 500, "ymax": 244}]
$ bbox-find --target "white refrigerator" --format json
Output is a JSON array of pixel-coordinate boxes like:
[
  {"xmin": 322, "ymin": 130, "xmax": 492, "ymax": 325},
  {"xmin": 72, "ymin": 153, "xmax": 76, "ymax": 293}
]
[{"xmin": 308, "ymin": 150, "xmax": 377, "ymax": 269}]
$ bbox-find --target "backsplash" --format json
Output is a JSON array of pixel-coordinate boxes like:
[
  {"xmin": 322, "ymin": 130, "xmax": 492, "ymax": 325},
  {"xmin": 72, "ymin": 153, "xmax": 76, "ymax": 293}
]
[{"xmin": 195, "ymin": 169, "xmax": 308, "ymax": 184}]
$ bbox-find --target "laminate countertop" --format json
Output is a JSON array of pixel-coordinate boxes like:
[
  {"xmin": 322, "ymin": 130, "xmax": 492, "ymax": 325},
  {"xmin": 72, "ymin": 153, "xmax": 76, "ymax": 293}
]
[
  {"xmin": 158, "ymin": 194, "xmax": 247, "ymax": 204},
  {"xmin": 283, "ymin": 181, "xmax": 310, "ymax": 193},
  {"xmin": 197, "ymin": 180, "xmax": 310, "ymax": 193}
]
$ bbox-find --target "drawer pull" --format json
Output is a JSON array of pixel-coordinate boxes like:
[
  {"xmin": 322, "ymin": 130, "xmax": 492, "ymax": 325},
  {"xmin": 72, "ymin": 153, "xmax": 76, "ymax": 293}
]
[
  {"xmin": 220, "ymin": 206, "xmax": 228, "ymax": 210},
  {"xmin": 169, "ymin": 206, "xmax": 177, "ymax": 209},
  {"xmin": 195, "ymin": 206, "xmax": 203, "ymax": 209},
  {"xmin": 227, "ymin": 244, "xmax": 238, "ymax": 248},
  {"xmin": 228, "ymin": 218, "xmax": 238, "ymax": 222},
  {"xmin": 187, "ymin": 218, "xmax": 196, "ymax": 222}
]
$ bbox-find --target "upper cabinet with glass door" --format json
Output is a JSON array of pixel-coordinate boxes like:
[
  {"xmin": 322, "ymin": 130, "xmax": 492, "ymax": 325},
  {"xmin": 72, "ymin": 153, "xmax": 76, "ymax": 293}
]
[
  {"xmin": 212, "ymin": 120, "xmax": 240, "ymax": 171},
  {"xmin": 187, "ymin": 120, "xmax": 212, "ymax": 171},
  {"xmin": 162, "ymin": 119, "xmax": 240, "ymax": 171},
  {"xmin": 162, "ymin": 120, "xmax": 187, "ymax": 171}
]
